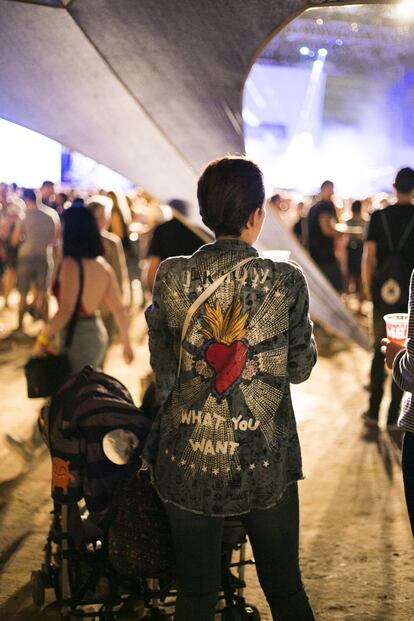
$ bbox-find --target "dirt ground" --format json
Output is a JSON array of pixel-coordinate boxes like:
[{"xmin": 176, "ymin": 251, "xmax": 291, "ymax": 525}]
[{"xmin": 0, "ymin": 308, "xmax": 413, "ymax": 620}]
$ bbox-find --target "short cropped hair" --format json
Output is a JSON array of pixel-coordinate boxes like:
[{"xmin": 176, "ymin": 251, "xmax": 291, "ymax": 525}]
[
  {"xmin": 197, "ymin": 156, "xmax": 265, "ymax": 236},
  {"xmin": 63, "ymin": 205, "xmax": 104, "ymax": 259},
  {"xmin": 351, "ymin": 200, "xmax": 362, "ymax": 214},
  {"xmin": 41, "ymin": 180, "xmax": 54, "ymax": 189},
  {"xmin": 394, "ymin": 167, "xmax": 414, "ymax": 194},
  {"xmin": 22, "ymin": 188, "xmax": 37, "ymax": 202}
]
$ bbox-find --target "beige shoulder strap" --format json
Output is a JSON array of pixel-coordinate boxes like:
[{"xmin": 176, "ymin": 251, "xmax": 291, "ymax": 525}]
[{"xmin": 177, "ymin": 256, "xmax": 255, "ymax": 375}]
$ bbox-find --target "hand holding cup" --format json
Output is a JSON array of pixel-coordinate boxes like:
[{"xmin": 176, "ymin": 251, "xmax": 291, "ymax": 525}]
[
  {"xmin": 381, "ymin": 313, "xmax": 408, "ymax": 369},
  {"xmin": 381, "ymin": 338, "xmax": 405, "ymax": 370}
]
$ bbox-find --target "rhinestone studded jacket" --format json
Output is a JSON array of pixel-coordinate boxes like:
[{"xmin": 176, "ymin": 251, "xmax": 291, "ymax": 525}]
[{"xmin": 143, "ymin": 239, "xmax": 317, "ymax": 516}]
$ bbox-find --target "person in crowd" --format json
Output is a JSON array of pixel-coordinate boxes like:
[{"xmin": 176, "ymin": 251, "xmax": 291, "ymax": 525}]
[
  {"xmin": 382, "ymin": 269, "xmax": 414, "ymax": 535},
  {"xmin": 307, "ymin": 180, "xmax": 343, "ymax": 292},
  {"xmin": 144, "ymin": 156, "xmax": 317, "ymax": 621},
  {"xmin": 292, "ymin": 201, "xmax": 308, "ymax": 246},
  {"xmin": 345, "ymin": 200, "xmax": 365, "ymax": 313},
  {"xmin": 7, "ymin": 205, "xmax": 134, "ymax": 457},
  {"xmin": 6, "ymin": 182, "xmax": 25, "ymax": 213},
  {"xmin": 52, "ymin": 192, "xmax": 68, "ymax": 217},
  {"xmin": 33, "ymin": 205, "xmax": 133, "ymax": 372},
  {"xmin": 39, "ymin": 180, "xmax": 55, "ymax": 207},
  {"xmin": 107, "ymin": 190, "xmax": 138, "ymax": 280},
  {"xmin": 0, "ymin": 184, "xmax": 24, "ymax": 307},
  {"xmin": 107, "ymin": 190, "xmax": 132, "ymax": 250},
  {"xmin": 269, "ymin": 192, "xmax": 293, "ymax": 229},
  {"xmin": 87, "ymin": 196, "xmax": 131, "ymax": 344},
  {"xmin": 362, "ymin": 167, "xmax": 414, "ymax": 428},
  {"xmin": 269, "ymin": 193, "xmax": 282, "ymax": 212},
  {"xmin": 12, "ymin": 188, "xmax": 60, "ymax": 333},
  {"xmin": 146, "ymin": 198, "xmax": 211, "ymax": 290}
]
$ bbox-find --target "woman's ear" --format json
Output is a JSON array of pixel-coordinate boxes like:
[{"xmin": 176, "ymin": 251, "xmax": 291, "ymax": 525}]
[
  {"xmin": 253, "ymin": 206, "xmax": 265, "ymax": 226},
  {"xmin": 246, "ymin": 207, "xmax": 265, "ymax": 233},
  {"xmin": 245, "ymin": 211, "xmax": 254, "ymax": 229}
]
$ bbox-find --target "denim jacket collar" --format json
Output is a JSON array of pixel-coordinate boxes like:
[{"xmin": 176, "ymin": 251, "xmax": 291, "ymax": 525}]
[{"xmin": 197, "ymin": 238, "xmax": 260, "ymax": 257}]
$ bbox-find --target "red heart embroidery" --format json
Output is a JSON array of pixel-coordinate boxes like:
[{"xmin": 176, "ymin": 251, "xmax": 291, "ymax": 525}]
[{"xmin": 205, "ymin": 341, "xmax": 248, "ymax": 395}]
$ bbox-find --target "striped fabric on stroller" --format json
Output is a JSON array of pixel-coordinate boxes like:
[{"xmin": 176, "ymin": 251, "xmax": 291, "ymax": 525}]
[{"xmin": 43, "ymin": 366, "xmax": 153, "ymax": 525}]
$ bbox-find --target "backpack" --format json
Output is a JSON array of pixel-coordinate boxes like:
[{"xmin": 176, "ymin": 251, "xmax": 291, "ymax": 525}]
[{"xmin": 371, "ymin": 210, "xmax": 414, "ymax": 313}]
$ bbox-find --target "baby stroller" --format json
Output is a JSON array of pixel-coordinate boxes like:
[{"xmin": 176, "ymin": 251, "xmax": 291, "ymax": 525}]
[{"xmin": 31, "ymin": 367, "xmax": 261, "ymax": 620}]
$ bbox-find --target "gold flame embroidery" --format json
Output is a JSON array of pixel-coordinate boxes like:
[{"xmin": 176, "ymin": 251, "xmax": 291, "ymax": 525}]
[{"xmin": 200, "ymin": 301, "xmax": 249, "ymax": 345}]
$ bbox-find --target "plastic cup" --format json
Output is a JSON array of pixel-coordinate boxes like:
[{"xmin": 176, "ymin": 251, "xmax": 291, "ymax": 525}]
[
  {"xmin": 384, "ymin": 313, "xmax": 409, "ymax": 346},
  {"xmin": 262, "ymin": 250, "xmax": 291, "ymax": 262}
]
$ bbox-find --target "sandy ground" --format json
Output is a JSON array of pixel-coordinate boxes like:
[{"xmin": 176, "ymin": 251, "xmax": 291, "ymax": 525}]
[{"xmin": 0, "ymin": 306, "xmax": 413, "ymax": 620}]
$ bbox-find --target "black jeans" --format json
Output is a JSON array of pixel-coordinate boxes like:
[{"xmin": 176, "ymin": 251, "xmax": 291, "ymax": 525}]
[
  {"xmin": 165, "ymin": 484, "xmax": 315, "ymax": 621},
  {"xmin": 402, "ymin": 431, "xmax": 414, "ymax": 537},
  {"xmin": 368, "ymin": 306, "xmax": 403, "ymax": 424}
]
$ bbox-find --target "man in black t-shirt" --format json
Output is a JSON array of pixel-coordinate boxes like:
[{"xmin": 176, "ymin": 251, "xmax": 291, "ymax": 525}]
[
  {"xmin": 147, "ymin": 199, "xmax": 210, "ymax": 290},
  {"xmin": 362, "ymin": 167, "xmax": 414, "ymax": 428},
  {"xmin": 307, "ymin": 180, "xmax": 343, "ymax": 292}
]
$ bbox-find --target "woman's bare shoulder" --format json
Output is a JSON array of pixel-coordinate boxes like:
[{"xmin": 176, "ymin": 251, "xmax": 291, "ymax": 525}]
[{"xmin": 60, "ymin": 256, "xmax": 80, "ymax": 275}]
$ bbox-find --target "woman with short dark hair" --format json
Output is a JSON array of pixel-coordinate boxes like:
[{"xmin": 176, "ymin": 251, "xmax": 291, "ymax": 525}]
[
  {"xmin": 33, "ymin": 205, "xmax": 133, "ymax": 372},
  {"xmin": 144, "ymin": 156, "xmax": 317, "ymax": 620}
]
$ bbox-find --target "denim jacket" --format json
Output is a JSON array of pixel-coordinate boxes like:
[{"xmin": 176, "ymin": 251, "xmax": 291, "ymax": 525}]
[{"xmin": 144, "ymin": 239, "xmax": 317, "ymax": 516}]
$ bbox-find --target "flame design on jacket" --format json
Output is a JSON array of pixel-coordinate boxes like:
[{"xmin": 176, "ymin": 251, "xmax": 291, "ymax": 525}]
[{"xmin": 200, "ymin": 301, "xmax": 249, "ymax": 345}]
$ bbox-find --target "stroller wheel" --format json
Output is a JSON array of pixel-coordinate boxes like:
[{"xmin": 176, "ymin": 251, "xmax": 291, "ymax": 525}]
[
  {"xmin": 221, "ymin": 606, "xmax": 243, "ymax": 621},
  {"xmin": 31, "ymin": 570, "xmax": 46, "ymax": 608},
  {"xmin": 244, "ymin": 604, "xmax": 260, "ymax": 620}
]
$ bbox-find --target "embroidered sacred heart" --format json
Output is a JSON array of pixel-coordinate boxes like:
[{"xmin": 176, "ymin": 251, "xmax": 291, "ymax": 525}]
[{"xmin": 205, "ymin": 340, "xmax": 248, "ymax": 395}]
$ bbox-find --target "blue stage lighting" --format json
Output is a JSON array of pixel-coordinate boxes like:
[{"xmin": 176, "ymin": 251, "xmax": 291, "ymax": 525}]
[
  {"xmin": 299, "ymin": 46, "xmax": 310, "ymax": 56},
  {"xmin": 318, "ymin": 48, "xmax": 328, "ymax": 57}
]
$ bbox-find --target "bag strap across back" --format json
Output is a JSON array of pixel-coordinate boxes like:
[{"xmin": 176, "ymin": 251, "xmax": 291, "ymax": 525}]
[
  {"xmin": 177, "ymin": 256, "xmax": 255, "ymax": 375},
  {"xmin": 380, "ymin": 209, "xmax": 414, "ymax": 254},
  {"xmin": 64, "ymin": 258, "xmax": 84, "ymax": 349}
]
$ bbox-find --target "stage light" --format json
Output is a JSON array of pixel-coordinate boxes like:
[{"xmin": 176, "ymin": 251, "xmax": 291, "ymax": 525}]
[
  {"xmin": 395, "ymin": 0, "xmax": 414, "ymax": 19},
  {"xmin": 336, "ymin": 39, "xmax": 343, "ymax": 46},
  {"xmin": 351, "ymin": 22, "xmax": 359, "ymax": 32},
  {"xmin": 299, "ymin": 46, "xmax": 310, "ymax": 56},
  {"xmin": 318, "ymin": 48, "xmax": 328, "ymax": 57},
  {"xmin": 316, "ymin": 18, "xmax": 324, "ymax": 25}
]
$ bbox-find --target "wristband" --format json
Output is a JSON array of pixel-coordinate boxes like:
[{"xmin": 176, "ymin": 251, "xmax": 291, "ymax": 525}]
[{"xmin": 36, "ymin": 333, "xmax": 50, "ymax": 347}]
